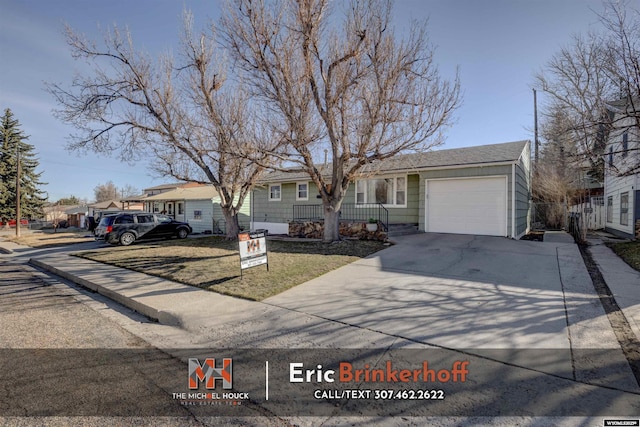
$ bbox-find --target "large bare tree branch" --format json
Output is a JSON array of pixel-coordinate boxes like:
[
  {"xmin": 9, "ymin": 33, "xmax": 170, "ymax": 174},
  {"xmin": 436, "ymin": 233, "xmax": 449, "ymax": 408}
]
[
  {"xmin": 535, "ymin": 0, "xmax": 640, "ymax": 178},
  {"xmin": 222, "ymin": 0, "xmax": 461, "ymax": 241},
  {"xmin": 47, "ymin": 12, "xmax": 276, "ymax": 239}
]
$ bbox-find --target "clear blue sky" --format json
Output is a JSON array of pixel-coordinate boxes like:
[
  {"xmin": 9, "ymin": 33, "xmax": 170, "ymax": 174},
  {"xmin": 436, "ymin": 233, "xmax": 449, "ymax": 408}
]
[{"xmin": 0, "ymin": 0, "xmax": 608, "ymax": 202}]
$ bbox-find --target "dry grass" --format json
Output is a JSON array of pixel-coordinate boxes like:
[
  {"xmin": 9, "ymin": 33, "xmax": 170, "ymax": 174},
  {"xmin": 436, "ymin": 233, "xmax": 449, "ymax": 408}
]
[
  {"xmin": 607, "ymin": 241, "xmax": 640, "ymax": 272},
  {"xmin": 4, "ymin": 229, "xmax": 94, "ymax": 248},
  {"xmin": 76, "ymin": 237, "xmax": 387, "ymax": 300}
]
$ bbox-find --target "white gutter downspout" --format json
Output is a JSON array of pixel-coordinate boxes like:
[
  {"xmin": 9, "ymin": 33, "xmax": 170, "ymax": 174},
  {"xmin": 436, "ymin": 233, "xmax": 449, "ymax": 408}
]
[
  {"xmin": 250, "ymin": 189, "xmax": 254, "ymax": 230},
  {"xmin": 512, "ymin": 163, "xmax": 516, "ymax": 239}
]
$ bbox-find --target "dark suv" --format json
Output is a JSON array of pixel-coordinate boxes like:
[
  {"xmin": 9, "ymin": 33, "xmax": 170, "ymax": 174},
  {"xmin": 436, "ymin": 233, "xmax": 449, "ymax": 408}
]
[{"xmin": 95, "ymin": 213, "xmax": 192, "ymax": 246}]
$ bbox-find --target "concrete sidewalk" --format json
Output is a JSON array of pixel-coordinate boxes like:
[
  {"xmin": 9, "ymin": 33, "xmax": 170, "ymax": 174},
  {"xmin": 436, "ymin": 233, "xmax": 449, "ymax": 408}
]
[
  {"xmin": 20, "ymin": 247, "xmax": 397, "ymax": 349},
  {"xmin": 29, "ymin": 252, "xmax": 262, "ymax": 331},
  {"xmin": 587, "ymin": 236, "xmax": 640, "ymax": 342}
]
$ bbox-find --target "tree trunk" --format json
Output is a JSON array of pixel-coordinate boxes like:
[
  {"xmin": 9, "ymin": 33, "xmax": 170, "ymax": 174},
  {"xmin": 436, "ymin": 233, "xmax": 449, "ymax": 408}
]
[
  {"xmin": 221, "ymin": 205, "xmax": 240, "ymax": 240},
  {"xmin": 323, "ymin": 206, "xmax": 340, "ymax": 243}
]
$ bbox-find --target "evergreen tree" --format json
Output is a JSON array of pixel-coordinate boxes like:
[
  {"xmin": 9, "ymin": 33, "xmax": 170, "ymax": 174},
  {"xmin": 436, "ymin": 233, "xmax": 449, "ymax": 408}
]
[
  {"xmin": 0, "ymin": 108, "xmax": 47, "ymax": 222},
  {"xmin": 56, "ymin": 195, "xmax": 81, "ymax": 205}
]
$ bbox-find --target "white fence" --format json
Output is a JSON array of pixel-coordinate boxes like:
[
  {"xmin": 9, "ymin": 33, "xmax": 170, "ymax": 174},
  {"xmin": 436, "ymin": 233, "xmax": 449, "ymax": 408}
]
[{"xmin": 570, "ymin": 196, "xmax": 605, "ymax": 230}]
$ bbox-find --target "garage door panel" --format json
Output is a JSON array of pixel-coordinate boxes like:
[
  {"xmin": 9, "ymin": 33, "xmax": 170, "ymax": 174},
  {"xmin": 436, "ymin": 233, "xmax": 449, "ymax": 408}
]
[{"xmin": 426, "ymin": 177, "xmax": 507, "ymax": 236}]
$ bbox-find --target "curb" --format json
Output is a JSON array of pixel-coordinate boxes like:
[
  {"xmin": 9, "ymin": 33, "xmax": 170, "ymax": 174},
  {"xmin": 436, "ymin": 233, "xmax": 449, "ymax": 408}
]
[
  {"xmin": 28, "ymin": 258, "xmax": 183, "ymax": 328},
  {"xmin": 0, "ymin": 246, "xmax": 12, "ymax": 254}
]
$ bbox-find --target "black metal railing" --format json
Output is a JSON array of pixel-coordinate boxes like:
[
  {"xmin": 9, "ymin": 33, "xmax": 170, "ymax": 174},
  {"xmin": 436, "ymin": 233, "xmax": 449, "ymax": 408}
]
[
  {"xmin": 292, "ymin": 205, "xmax": 324, "ymax": 221},
  {"xmin": 292, "ymin": 203, "xmax": 389, "ymax": 232}
]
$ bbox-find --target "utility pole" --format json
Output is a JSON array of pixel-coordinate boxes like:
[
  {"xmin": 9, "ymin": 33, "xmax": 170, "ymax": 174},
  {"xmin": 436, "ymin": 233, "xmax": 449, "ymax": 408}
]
[
  {"xmin": 15, "ymin": 144, "xmax": 21, "ymax": 238},
  {"xmin": 533, "ymin": 88, "xmax": 539, "ymax": 167}
]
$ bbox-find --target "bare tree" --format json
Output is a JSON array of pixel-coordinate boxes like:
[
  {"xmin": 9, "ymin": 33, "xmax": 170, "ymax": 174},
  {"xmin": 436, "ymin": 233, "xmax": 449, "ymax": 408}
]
[
  {"xmin": 534, "ymin": 31, "xmax": 615, "ymax": 175},
  {"xmin": 48, "ymin": 12, "xmax": 272, "ymax": 239},
  {"xmin": 532, "ymin": 107, "xmax": 582, "ymax": 230},
  {"xmin": 599, "ymin": 0, "xmax": 640, "ymax": 130},
  {"xmin": 535, "ymin": 0, "xmax": 640, "ymax": 176},
  {"xmin": 119, "ymin": 184, "xmax": 140, "ymax": 198},
  {"xmin": 222, "ymin": 0, "xmax": 460, "ymax": 242},
  {"xmin": 93, "ymin": 181, "xmax": 119, "ymax": 202}
]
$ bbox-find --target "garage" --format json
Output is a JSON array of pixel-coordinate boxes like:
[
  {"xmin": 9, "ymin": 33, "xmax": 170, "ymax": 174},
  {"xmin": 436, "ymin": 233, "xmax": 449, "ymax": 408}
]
[{"xmin": 425, "ymin": 176, "xmax": 508, "ymax": 236}]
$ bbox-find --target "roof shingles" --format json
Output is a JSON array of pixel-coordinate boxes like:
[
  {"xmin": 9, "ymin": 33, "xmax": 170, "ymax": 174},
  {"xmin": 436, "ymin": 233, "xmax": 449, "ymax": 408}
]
[{"xmin": 261, "ymin": 140, "xmax": 529, "ymax": 183}]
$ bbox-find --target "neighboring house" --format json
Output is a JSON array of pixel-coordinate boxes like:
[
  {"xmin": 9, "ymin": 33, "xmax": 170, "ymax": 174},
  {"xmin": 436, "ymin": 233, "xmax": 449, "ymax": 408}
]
[
  {"xmin": 87, "ymin": 200, "xmax": 122, "ymax": 218},
  {"xmin": 604, "ymin": 98, "xmax": 640, "ymax": 239},
  {"xmin": 144, "ymin": 185, "xmax": 251, "ymax": 234},
  {"xmin": 142, "ymin": 182, "xmax": 207, "ymax": 213},
  {"xmin": 569, "ymin": 160, "xmax": 606, "ymax": 232},
  {"xmin": 65, "ymin": 205, "xmax": 88, "ymax": 228},
  {"xmin": 43, "ymin": 204, "xmax": 73, "ymax": 224},
  {"xmin": 143, "ymin": 182, "xmax": 205, "ymax": 196},
  {"xmin": 252, "ymin": 140, "xmax": 532, "ymax": 238},
  {"xmin": 119, "ymin": 196, "xmax": 145, "ymax": 211}
]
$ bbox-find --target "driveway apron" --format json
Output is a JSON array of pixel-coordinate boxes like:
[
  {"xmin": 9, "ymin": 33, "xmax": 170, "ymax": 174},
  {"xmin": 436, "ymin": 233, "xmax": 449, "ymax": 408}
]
[
  {"xmin": 265, "ymin": 233, "xmax": 636, "ymax": 384},
  {"xmin": 267, "ymin": 233, "xmax": 573, "ymax": 348}
]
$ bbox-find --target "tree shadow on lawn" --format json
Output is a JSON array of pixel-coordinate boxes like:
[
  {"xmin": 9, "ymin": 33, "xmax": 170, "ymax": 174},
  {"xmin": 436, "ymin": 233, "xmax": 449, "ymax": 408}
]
[
  {"xmin": 99, "ymin": 253, "xmax": 237, "ymax": 273},
  {"xmin": 265, "ymin": 239, "xmax": 386, "ymax": 257},
  {"xmin": 136, "ymin": 236, "xmax": 386, "ymax": 257}
]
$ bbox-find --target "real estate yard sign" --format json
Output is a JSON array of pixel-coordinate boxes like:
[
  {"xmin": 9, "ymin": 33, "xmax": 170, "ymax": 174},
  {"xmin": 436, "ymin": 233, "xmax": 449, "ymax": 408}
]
[{"xmin": 238, "ymin": 230, "xmax": 268, "ymax": 273}]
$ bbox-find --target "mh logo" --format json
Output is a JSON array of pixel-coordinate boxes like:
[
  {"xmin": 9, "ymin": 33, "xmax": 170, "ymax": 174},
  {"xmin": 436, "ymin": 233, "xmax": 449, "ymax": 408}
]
[{"xmin": 188, "ymin": 358, "xmax": 233, "ymax": 389}]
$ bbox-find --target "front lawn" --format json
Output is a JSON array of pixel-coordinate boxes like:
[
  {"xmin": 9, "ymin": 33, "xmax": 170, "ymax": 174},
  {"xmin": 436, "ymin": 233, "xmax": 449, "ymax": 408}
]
[
  {"xmin": 75, "ymin": 237, "xmax": 387, "ymax": 300},
  {"xmin": 607, "ymin": 241, "xmax": 640, "ymax": 272},
  {"xmin": 4, "ymin": 230, "xmax": 94, "ymax": 248}
]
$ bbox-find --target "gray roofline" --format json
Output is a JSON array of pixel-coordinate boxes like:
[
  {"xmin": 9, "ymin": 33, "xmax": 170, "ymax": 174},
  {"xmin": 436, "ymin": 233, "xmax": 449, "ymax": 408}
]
[{"xmin": 259, "ymin": 140, "xmax": 529, "ymax": 184}]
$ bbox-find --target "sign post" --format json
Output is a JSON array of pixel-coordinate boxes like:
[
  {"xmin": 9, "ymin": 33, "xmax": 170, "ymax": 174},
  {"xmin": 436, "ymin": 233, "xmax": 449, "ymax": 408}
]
[{"xmin": 238, "ymin": 230, "xmax": 269, "ymax": 276}]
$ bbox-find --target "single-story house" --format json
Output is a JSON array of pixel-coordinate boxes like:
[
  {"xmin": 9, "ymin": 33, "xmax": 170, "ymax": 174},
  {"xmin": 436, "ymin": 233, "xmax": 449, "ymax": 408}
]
[
  {"xmin": 251, "ymin": 140, "xmax": 532, "ymax": 238},
  {"xmin": 143, "ymin": 182, "xmax": 205, "ymax": 197},
  {"xmin": 65, "ymin": 205, "xmax": 88, "ymax": 228},
  {"xmin": 88, "ymin": 200, "xmax": 122, "ymax": 217},
  {"xmin": 118, "ymin": 196, "xmax": 145, "ymax": 211},
  {"xmin": 603, "ymin": 98, "xmax": 639, "ymax": 239},
  {"xmin": 43, "ymin": 204, "xmax": 72, "ymax": 224},
  {"xmin": 144, "ymin": 185, "xmax": 251, "ymax": 234}
]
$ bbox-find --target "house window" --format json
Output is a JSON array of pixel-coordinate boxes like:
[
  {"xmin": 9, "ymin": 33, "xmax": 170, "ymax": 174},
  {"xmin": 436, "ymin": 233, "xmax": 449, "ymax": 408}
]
[
  {"xmin": 193, "ymin": 210, "xmax": 202, "ymax": 220},
  {"xmin": 296, "ymin": 182, "xmax": 308, "ymax": 201},
  {"xmin": 153, "ymin": 202, "xmax": 160, "ymax": 213},
  {"xmin": 356, "ymin": 180, "xmax": 366, "ymax": 204},
  {"xmin": 355, "ymin": 176, "xmax": 407, "ymax": 207},
  {"xmin": 396, "ymin": 177, "xmax": 406, "ymax": 205},
  {"xmin": 608, "ymin": 146, "xmax": 614, "ymax": 167},
  {"xmin": 269, "ymin": 184, "xmax": 281, "ymax": 201},
  {"xmin": 620, "ymin": 192, "xmax": 629, "ymax": 226},
  {"xmin": 178, "ymin": 202, "xmax": 184, "ymax": 215},
  {"xmin": 622, "ymin": 132, "xmax": 628, "ymax": 157},
  {"xmin": 606, "ymin": 196, "xmax": 613, "ymax": 223}
]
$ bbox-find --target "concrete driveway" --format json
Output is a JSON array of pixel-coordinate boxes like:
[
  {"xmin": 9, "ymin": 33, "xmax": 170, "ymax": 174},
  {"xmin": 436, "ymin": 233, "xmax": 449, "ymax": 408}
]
[{"xmin": 266, "ymin": 233, "xmax": 617, "ymax": 350}]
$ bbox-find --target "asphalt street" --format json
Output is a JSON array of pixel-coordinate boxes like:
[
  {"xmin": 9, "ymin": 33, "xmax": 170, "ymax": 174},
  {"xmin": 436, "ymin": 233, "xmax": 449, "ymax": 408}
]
[{"xmin": 0, "ymin": 262, "xmax": 287, "ymax": 426}]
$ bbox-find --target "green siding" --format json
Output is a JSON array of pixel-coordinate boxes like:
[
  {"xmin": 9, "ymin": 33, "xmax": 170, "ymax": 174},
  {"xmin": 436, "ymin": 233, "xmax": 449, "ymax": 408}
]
[
  {"xmin": 254, "ymin": 151, "xmax": 531, "ymax": 238},
  {"xmin": 515, "ymin": 145, "xmax": 532, "ymax": 237},
  {"xmin": 252, "ymin": 183, "xmax": 317, "ymax": 224},
  {"xmin": 252, "ymin": 176, "xmax": 420, "ymax": 225}
]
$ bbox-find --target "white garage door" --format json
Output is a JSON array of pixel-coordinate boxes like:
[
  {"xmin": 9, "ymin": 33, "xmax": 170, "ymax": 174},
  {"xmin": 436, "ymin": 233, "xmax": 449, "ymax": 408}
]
[{"xmin": 426, "ymin": 177, "xmax": 507, "ymax": 236}]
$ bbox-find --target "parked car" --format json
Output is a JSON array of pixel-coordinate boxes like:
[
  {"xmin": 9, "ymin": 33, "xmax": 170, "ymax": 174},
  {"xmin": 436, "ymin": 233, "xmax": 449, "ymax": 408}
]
[
  {"xmin": 95, "ymin": 213, "xmax": 192, "ymax": 246},
  {"xmin": 0, "ymin": 219, "xmax": 29, "ymax": 227}
]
